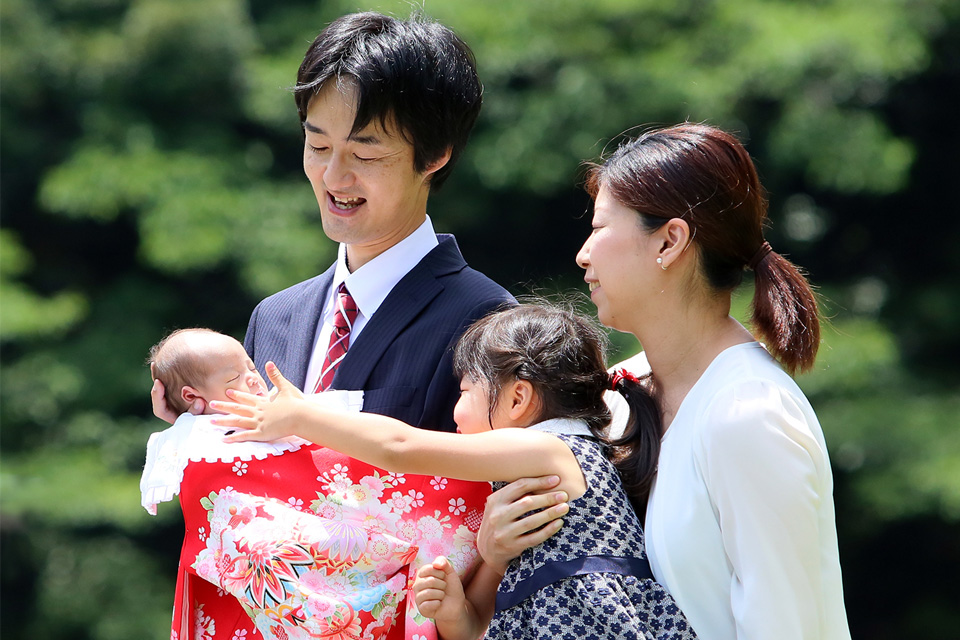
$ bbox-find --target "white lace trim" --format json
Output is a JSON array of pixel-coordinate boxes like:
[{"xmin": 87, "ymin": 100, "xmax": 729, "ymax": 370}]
[{"xmin": 139, "ymin": 390, "xmax": 364, "ymax": 515}]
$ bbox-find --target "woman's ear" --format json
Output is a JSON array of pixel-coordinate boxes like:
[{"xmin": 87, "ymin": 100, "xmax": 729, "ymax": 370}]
[
  {"xmin": 505, "ymin": 379, "xmax": 539, "ymax": 425},
  {"xmin": 657, "ymin": 217, "xmax": 692, "ymax": 270}
]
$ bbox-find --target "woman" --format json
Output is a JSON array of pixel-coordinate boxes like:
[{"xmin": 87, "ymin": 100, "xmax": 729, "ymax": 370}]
[{"xmin": 480, "ymin": 123, "xmax": 851, "ymax": 640}]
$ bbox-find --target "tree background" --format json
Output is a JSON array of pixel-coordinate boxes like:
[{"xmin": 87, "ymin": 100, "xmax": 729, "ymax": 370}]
[{"xmin": 2, "ymin": 0, "xmax": 958, "ymax": 637}]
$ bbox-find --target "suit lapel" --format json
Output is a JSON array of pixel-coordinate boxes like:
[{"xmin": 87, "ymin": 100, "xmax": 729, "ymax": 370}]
[
  {"xmin": 286, "ymin": 266, "xmax": 335, "ymax": 390},
  {"xmin": 332, "ymin": 235, "xmax": 466, "ymax": 390}
]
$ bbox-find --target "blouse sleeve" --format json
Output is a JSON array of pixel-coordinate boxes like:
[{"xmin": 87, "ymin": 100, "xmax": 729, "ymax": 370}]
[{"xmin": 696, "ymin": 379, "xmax": 831, "ymax": 640}]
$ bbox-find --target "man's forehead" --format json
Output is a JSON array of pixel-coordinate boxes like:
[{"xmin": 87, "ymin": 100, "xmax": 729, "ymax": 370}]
[
  {"xmin": 304, "ymin": 86, "xmax": 404, "ymax": 144},
  {"xmin": 303, "ymin": 116, "xmax": 403, "ymax": 146}
]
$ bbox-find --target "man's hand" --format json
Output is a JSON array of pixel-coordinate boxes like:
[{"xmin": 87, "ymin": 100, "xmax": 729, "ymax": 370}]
[{"xmin": 477, "ymin": 476, "xmax": 569, "ymax": 574}]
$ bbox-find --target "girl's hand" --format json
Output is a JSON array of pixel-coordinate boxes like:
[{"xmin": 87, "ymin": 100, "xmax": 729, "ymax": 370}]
[
  {"xmin": 413, "ymin": 557, "xmax": 466, "ymax": 623},
  {"xmin": 211, "ymin": 362, "xmax": 305, "ymax": 443}
]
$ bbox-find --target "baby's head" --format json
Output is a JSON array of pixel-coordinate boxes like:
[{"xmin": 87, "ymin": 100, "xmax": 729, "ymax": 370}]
[
  {"xmin": 452, "ymin": 303, "xmax": 611, "ymax": 433},
  {"xmin": 148, "ymin": 328, "xmax": 267, "ymax": 416}
]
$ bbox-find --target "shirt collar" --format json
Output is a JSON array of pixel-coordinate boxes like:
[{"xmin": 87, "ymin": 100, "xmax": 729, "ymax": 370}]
[
  {"xmin": 528, "ymin": 417, "xmax": 594, "ymax": 437},
  {"xmin": 331, "ymin": 216, "xmax": 439, "ymax": 319}
]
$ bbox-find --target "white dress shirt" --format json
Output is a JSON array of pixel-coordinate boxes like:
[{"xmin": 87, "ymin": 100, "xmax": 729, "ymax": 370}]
[
  {"xmin": 609, "ymin": 343, "xmax": 850, "ymax": 640},
  {"xmin": 303, "ymin": 216, "xmax": 439, "ymax": 393}
]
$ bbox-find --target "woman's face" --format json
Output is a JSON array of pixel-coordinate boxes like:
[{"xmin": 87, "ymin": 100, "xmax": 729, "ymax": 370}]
[{"xmin": 576, "ymin": 184, "xmax": 658, "ymax": 332}]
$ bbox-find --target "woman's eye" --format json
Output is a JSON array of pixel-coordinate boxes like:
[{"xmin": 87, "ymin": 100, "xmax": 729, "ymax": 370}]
[
  {"xmin": 309, "ymin": 145, "xmax": 328, "ymax": 154},
  {"xmin": 354, "ymin": 154, "xmax": 377, "ymax": 162}
]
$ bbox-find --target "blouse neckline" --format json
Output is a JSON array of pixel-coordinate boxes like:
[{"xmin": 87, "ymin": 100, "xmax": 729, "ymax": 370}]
[{"xmin": 661, "ymin": 341, "xmax": 764, "ymax": 444}]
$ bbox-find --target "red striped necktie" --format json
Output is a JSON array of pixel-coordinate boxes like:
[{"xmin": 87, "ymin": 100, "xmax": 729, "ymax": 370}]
[{"xmin": 314, "ymin": 283, "xmax": 359, "ymax": 392}]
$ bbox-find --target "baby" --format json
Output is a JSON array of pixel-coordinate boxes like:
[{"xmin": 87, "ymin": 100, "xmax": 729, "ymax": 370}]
[
  {"xmin": 140, "ymin": 328, "xmax": 280, "ymax": 516},
  {"xmin": 139, "ymin": 328, "xmax": 483, "ymax": 640},
  {"xmin": 148, "ymin": 328, "xmax": 267, "ymax": 416}
]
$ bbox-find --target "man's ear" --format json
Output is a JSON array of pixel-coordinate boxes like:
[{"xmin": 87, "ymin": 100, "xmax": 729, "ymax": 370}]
[
  {"xmin": 657, "ymin": 217, "xmax": 693, "ymax": 270},
  {"xmin": 423, "ymin": 147, "xmax": 453, "ymax": 179}
]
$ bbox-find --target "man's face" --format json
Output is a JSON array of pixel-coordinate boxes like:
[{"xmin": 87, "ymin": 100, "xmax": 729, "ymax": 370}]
[{"xmin": 302, "ymin": 81, "xmax": 447, "ymax": 270}]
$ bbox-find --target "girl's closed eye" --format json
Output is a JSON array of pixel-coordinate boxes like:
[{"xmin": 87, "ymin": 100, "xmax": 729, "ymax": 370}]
[{"xmin": 354, "ymin": 153, "xmax": 379, "ymax": 163}]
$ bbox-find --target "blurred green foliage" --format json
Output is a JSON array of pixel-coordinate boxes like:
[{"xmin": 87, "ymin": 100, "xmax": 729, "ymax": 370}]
[{"xmin": 2, "ymin": 0, "xmax": 958, "ymax": 638}]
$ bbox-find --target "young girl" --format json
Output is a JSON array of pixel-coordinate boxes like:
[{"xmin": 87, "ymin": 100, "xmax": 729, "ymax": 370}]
[{"xmin": 213, "ymin": 304, "xmax": 698, "ymax": 640}]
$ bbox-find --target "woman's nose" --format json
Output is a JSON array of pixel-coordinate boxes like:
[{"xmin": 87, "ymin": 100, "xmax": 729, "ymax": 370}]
[{"xmin": 575, "ymin": 240, "xmax": 590, "ymax": 269}]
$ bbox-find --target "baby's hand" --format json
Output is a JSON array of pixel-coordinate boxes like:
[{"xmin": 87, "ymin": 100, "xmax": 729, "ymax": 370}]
[
  {"xmin": 413, "ymin": 556, "xmax": 465, "ymax": 622},
  {"xmin": 211, "ymin": 362, "xmax": 305, "ymax": 443}
]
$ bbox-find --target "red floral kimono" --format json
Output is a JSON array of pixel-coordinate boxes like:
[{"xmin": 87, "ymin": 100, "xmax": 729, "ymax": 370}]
[{"xmin": 142, "ymin": 414, "xmax": 488, "ymax": 640}]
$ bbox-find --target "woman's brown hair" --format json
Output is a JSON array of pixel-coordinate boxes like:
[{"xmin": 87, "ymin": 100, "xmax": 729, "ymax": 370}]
[{"xmin": 585, "ymin": 123, "xmax": 821, "ymax": 375}]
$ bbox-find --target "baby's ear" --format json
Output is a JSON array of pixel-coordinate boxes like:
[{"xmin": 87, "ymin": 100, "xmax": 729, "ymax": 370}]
[{"xmin": 181, "ymin": 386, "xmax": 207, "ymax": 415}]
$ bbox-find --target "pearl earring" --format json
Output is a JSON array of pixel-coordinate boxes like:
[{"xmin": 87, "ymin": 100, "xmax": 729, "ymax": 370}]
[{"xmin": 657, "ymin": 257, "xmax": 667, "ymax": 271}]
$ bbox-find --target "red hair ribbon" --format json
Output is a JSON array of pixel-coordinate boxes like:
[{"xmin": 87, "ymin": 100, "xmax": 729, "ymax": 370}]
[{"xmin": 610, "ymin": 368, "xmax": 641, "ymax": 390}]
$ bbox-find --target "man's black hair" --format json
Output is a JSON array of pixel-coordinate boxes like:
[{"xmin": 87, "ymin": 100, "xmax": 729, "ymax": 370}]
[{"xmin": 295, "ymin": 12, "xmax": 483, "ymax": 190}]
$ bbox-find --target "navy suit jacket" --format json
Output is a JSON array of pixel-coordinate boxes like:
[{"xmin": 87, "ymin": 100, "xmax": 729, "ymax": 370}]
[{"xmin": 244, "ymin": 234, "xmax": 513, "ymax": 433}]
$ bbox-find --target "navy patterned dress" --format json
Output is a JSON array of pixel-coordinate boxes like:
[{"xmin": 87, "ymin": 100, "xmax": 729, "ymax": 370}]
[{"xmin": 486, "ymin": 418, "xmax": 697, "ymax": 640}]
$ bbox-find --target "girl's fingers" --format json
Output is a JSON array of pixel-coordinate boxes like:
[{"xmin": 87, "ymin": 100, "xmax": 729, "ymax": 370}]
[
  {"xmin": 210, "ymin": 414, "xmax": 250, "ymax": 428},
  {"xmin": 222, "ymin": 428, "xmax": 261, "ymax": 444},
  {"xmin": 208, "ymin": 400, "xmax": 257, "ymax": 417},
  {"xmin": 265, "ymin": 362, "xmax": 295, "ymax": 391},
  {"xmin": 223, "ymin": 388, "xmax": 260, "ymax": 405},
  {"xmin": 432, "ymin": 556, "xmax": 455, "ymax": 575}
]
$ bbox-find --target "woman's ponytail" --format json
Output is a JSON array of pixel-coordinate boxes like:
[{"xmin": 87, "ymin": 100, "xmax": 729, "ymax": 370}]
[
  {"xmin": 606, "ymin": 369, "xmax": 662, "ymax": 515},
  {"xmin": 749, "ymin": 245, "xmax": 821, "ymax": 375}
]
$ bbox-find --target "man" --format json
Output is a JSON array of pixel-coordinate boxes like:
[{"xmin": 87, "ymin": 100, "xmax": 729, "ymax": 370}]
[
  {"xmin": 154, "ymin": 12, "xmax": 511, "ymax": 427},
  {"xmin": 242, "ymin": 12, "xmax": 512, "ymax": 430},
  {"xmin": 150, "ymin": 12, "xmax": 514, "ymax": 639}
]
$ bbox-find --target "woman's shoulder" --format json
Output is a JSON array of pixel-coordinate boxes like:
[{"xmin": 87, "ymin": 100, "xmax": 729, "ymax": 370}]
[{"xmin": 687, "ymin": 344, "xmax": 827, "ymax": 459}]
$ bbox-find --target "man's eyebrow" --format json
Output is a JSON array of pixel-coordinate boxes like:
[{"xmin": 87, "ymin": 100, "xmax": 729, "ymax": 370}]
[{"xmin": 302, "ymin": 121, "xmax": 382, "ymax": 145}]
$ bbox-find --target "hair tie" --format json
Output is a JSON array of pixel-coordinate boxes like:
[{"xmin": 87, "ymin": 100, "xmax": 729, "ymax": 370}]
[
  {"xmin": 609, "ymin": 368, "xmax": 641, "ymax": 390},
  {"xmin": 747, "ymin": 241, "xmax": 773, "ymax": 270}
]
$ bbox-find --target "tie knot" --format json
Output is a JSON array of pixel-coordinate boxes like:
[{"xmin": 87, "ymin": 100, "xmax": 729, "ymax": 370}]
[{"xmin": 333, "ymin": 283, "xmax": 358, "ymax": 332}]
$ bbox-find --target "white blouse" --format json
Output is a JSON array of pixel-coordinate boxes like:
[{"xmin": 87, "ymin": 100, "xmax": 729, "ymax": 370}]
[{"xmin": 610, "ymin": 343, "xmax": 850, "ymax": 640}]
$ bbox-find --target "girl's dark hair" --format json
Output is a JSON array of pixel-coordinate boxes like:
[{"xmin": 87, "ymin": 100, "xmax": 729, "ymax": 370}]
[
  {"xmin": 453, "ymin": 304, "xmax": 663, "ymax": 512},
  {"xmin": 294, "ymin": 12, "xmax": 482, "ymax": 191},
  {"xmin": 585, "ymin": 123, "xmax": 820, "ymax": 374}
]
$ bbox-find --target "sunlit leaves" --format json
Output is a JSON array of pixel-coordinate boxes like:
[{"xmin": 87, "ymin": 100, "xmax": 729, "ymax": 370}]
[{"xmin": 0, "ymin": 231, "xmax": 88, "ymax": 340}]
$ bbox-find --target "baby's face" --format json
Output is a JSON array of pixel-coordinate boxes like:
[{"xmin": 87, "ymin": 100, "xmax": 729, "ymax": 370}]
[{"xmin": 196, "ymin": 336, "xmax": 267, "ymax": 411}]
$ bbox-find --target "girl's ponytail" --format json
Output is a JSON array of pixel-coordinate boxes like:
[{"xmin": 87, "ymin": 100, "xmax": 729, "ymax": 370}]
[
  {"xmin": 749, "ymin": 244, "xmax": 821, "ymax": 375},
  {"xmin": 607, "ymin": 369, "xmax": 662, "ymax": 515}
]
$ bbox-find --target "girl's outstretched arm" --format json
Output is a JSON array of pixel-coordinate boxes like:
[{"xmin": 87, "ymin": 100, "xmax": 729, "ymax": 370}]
[{"xmin": 211, "ymin": 362, "xmax": 583, "ymax": 490}]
